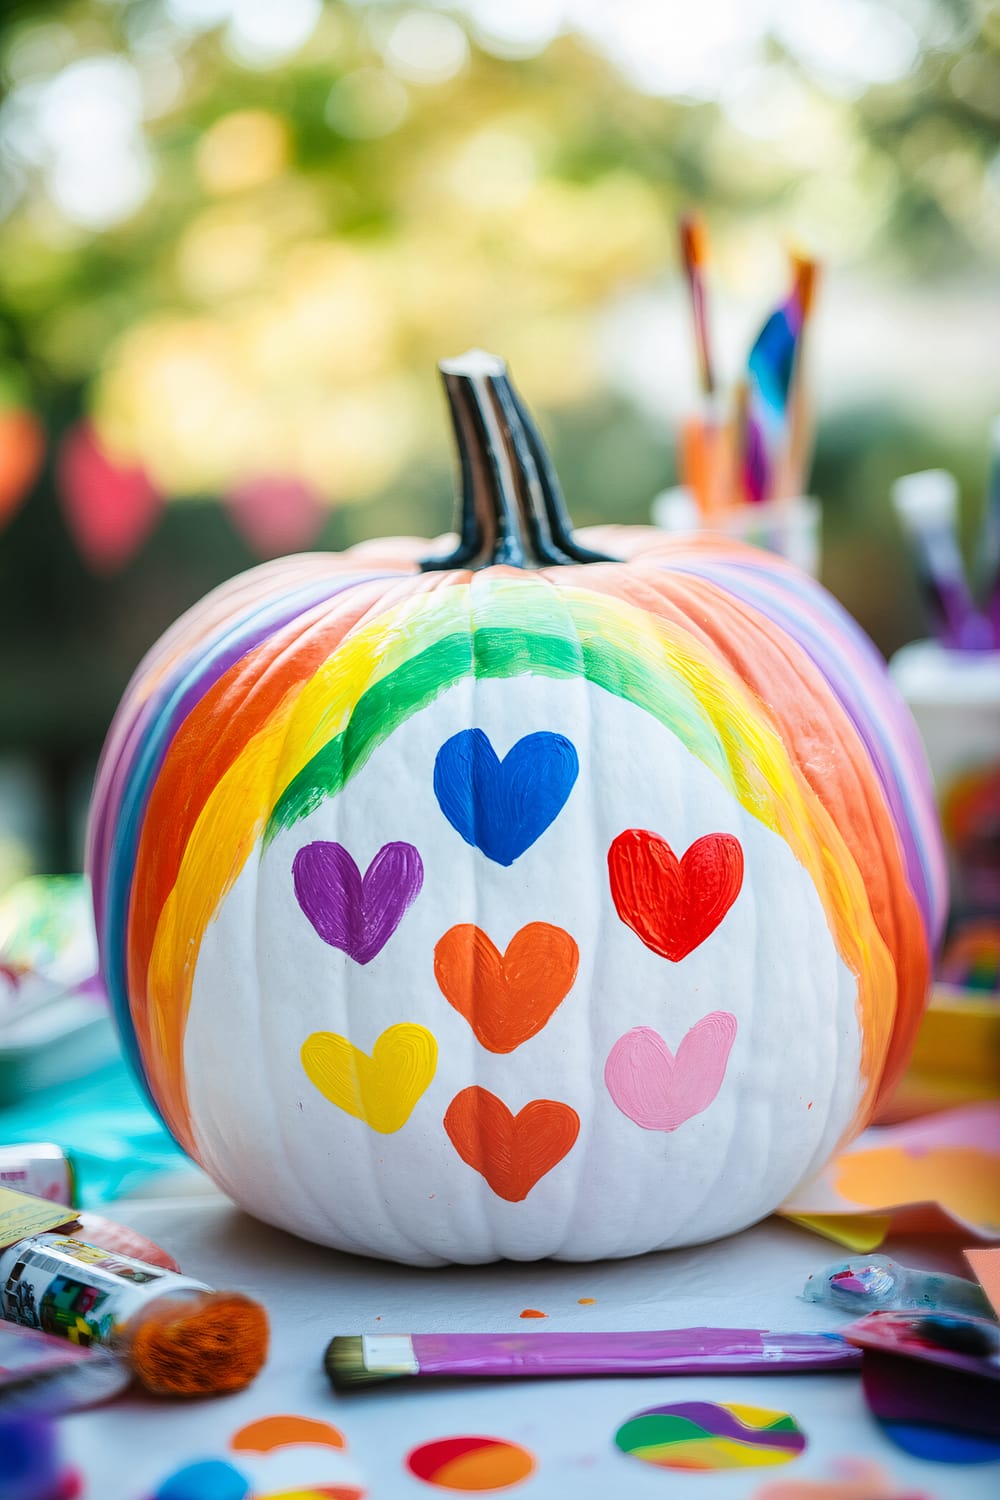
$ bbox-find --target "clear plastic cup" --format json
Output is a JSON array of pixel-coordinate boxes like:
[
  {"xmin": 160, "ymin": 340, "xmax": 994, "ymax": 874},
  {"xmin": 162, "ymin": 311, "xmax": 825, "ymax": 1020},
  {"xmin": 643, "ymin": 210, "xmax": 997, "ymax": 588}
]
[{"xmin": 651, "ymin": 488, "xmax": 821, "ymax": 578}]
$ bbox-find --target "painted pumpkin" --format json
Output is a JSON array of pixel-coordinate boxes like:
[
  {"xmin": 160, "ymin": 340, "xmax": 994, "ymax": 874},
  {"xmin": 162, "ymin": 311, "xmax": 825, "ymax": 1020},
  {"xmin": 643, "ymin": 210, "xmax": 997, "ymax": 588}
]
[{"xmin": 88, "ymin": 352, "xmax": 946, "ymax": 1266}]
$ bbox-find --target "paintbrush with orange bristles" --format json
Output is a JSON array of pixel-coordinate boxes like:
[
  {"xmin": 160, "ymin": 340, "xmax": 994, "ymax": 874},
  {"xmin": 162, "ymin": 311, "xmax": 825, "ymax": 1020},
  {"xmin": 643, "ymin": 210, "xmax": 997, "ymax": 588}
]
[{"xmin": 677, "ymin": 212, "xmax": 728, "ymax": 515}]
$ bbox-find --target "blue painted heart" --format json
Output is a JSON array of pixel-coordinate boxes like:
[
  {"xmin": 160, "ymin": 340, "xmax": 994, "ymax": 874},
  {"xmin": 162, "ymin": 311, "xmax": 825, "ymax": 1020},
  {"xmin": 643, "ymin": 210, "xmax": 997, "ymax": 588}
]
[
  {"xmin": 293, "ymin": 841, "xmax": 423, "ymax": 964},
  {"xmin": 433, "ymin": 729, "xmax": 579, "ymax": 866}
]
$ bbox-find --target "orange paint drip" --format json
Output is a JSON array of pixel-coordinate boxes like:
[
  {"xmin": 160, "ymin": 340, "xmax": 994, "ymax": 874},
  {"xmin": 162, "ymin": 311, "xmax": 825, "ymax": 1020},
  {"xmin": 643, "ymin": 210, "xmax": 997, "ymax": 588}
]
[
  {"xmin": 519, "ymin": 1309, "xmax": 547, "ymax": 1320},
  {"xmin": 129, "ymin": 1291, "xmax": 269, "ymax": 1396}
]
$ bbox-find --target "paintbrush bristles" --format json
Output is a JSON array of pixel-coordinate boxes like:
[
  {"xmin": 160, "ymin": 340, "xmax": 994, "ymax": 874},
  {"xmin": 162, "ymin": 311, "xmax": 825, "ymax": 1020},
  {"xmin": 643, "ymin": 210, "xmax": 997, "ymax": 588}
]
[
  {"xmin": 790, "ymin": 252, "xmax": 819, "ymax": 321},
  {"xmin": 678, "ymin": 213, "xmax": 708, "ymax": 271},
  {"xmin": 325, "ymin": 1335, "xmax": 393, "ymax": 1390},
  {"xmin": 129, "ymin": 1291, "xmax": 269, "ymax": 1396}
]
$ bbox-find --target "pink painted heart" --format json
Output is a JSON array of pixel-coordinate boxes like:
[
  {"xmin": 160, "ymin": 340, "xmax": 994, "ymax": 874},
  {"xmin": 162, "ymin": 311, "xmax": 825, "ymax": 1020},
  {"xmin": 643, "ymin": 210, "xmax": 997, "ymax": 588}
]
[
  {"xmin": 604, "ymin": 1012, "xmax": 737, "ymax": 1132},
  {"xmin": 293, "ymin": 841, "xmax": 423, "ymax": 965}
]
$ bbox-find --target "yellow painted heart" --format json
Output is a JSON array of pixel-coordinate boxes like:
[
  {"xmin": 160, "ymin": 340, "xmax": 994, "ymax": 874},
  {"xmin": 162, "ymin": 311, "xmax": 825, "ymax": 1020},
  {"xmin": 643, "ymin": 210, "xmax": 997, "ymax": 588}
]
[{"xmin": 300, "ymin": 1023, "xmax": 437, "ymax": 1134}]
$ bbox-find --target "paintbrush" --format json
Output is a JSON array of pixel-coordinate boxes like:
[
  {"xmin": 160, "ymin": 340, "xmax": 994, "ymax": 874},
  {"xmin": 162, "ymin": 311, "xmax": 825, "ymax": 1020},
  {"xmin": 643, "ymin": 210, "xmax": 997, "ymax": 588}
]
[
  {"xmin": 678, "ymin": 212, "xmax": 716, "ymax": 401},
  {"xmin": 891, "ymin": 470, "xmax": 993, "ymax": 650},
  {"xmin": 744, "ymin": 252, "xmax": 818, "ymax": 507},
  {"xmin": 775, "ymin": 252, "xmax": 820, "ymax": 501},
  {"xmin": 677, "ymin": 213, "xmax": 727, "ymax": 515},
  {"xmin": 324, "ymin": 1328, "xmax": 861, "ymax": 1391},
  {"xmin": 981, "ymin": 415, "xmax": 1000, "ymax": 640}
]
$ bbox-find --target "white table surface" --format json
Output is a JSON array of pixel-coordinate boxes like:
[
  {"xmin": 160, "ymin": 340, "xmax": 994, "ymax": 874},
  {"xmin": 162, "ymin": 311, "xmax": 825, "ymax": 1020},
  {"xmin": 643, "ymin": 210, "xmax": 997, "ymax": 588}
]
[{"xmin": 60, "ymin": 1188, "xmax": 998, "ymax": 1499}]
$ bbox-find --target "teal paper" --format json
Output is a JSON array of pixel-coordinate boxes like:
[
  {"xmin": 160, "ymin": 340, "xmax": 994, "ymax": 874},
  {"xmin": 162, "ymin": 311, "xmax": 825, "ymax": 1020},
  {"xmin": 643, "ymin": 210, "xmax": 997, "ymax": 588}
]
[{"xmin": 0, "ymin": 1054, "xmax": 189, "ymax": 1206}]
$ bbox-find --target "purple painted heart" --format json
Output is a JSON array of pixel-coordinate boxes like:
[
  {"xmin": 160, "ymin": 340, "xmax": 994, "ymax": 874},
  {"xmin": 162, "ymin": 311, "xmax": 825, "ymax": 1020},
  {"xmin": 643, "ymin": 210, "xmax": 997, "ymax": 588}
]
[{"xmin": 293, "ymin": 840, "xmax": 424, "ymax": 964}]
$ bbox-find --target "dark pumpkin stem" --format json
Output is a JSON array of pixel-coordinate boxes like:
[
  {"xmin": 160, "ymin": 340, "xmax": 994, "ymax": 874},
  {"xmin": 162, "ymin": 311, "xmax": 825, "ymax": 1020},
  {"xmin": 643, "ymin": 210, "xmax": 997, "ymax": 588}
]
[{"xmin": 421, "ymin": 350, "xmax": 616, "ymax": 571}]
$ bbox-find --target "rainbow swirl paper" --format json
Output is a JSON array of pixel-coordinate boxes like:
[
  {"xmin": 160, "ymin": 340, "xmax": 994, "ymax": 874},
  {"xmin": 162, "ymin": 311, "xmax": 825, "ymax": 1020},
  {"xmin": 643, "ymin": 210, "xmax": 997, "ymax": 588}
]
[{"xmin": 615, "ymin": 1400, "xmax": 807, "ymax": 1471}]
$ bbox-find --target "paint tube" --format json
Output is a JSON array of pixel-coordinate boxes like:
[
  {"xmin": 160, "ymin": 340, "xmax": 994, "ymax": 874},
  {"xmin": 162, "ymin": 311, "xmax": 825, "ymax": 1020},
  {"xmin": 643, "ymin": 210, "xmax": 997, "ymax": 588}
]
[
  {"xmin": 0, "ymin": 1232, "xmax": 269, "ymax": 1396},
  {"xmin": 0, "ymin": 1233, "xmax": 209, "ymax": 1351},
  {"xmin": 803, "ymin": 1253, "xmax": 994, "ymax": 1319}
]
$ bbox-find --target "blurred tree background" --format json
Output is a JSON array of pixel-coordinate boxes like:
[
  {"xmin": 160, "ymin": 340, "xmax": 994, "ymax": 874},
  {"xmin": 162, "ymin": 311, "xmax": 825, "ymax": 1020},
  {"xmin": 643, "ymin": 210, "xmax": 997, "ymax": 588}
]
[{"xmin": 0, "ymin": 0, "xmax": 998, "ymax": 880}]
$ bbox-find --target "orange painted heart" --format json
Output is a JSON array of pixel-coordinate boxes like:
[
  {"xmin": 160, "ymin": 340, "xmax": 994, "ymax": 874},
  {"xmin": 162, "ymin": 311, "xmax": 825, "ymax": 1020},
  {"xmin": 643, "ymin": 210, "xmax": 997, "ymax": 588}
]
[
  {"xmin": 608, "ymin": 828, "xmax": 744, "ymax": 962},
  {"xmin": 434, "ymin": 922, "xmax": 579, "ymax": 1053},
  {"xmin": 443, "ymin": 1087, "xmax": 580, "ymax": 1202}
]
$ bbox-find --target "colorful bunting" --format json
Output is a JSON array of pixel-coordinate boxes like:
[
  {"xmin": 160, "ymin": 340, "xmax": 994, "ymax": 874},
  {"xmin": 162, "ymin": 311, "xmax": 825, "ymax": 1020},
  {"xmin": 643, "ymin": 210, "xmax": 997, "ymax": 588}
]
[
  {"xmin": 225, "ymin": 474, "xmax": 326, "ymax": 558},
  {"xmin": 0, "ymin": 408, "xmax": 44, "ymax": 530},
  {"xmin": 56, "ymin": 421, "xmax": 162, "ymax": 573}
]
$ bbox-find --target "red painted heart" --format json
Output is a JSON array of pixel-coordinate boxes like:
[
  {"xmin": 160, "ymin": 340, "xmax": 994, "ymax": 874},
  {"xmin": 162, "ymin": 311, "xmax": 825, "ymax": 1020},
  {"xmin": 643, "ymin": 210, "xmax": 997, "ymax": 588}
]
[{"xmin": 608, "ymin": 828, "xmax": 744, "ymax": 961}]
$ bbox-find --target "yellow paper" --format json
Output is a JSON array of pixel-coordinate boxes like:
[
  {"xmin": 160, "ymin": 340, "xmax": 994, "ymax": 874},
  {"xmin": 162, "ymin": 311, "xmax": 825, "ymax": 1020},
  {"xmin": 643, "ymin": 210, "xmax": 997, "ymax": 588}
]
[
  {"xmin": 0, "ymin": 1184, "xmax": 76, "ymax": 1249},
  {"xmin": 780, "ymin": 1212, "xmax": 892, "ymax": 1251}
]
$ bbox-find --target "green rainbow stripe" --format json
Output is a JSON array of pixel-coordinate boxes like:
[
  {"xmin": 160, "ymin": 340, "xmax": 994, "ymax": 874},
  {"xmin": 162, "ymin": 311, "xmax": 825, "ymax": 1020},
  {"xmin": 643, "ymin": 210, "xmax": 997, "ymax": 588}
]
[{"xmin": 266, "ymin": 621, "xmax": 737, "ymax": 843}]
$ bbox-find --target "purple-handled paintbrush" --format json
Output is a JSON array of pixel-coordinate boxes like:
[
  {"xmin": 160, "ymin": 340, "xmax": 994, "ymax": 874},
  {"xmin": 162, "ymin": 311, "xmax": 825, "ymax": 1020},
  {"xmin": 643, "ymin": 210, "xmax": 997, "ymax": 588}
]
[
  {"xmin": 891, "ymin": 469, "xmax": 993, "ymax": 650},
  {"xmin": 324, "ymin": 1329, "xmax": 861, "ymax": 1390}
]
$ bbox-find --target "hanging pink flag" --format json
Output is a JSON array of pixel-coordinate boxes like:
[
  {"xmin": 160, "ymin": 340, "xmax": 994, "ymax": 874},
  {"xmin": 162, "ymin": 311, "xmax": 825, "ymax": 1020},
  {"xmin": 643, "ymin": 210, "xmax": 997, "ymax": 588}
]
[
  {"xmin": 57, "ymin": 421, "xmax": 162, "ymax": 572},
  {"xmin": 0, "ymin": 408, "xmax": 45, "ymax": 529},
  {"xmin": 225, "ymin": 474, "xmax": 326, "ymax": 558}
]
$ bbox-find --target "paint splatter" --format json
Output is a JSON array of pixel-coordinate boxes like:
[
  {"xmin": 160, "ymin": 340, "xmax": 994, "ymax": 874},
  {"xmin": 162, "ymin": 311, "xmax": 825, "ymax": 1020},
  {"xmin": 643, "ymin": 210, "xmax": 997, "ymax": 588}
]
[
  {"xmin": 444, "ymin": 1087, "xmax": 579, "ymax": 1200},
  {"xmin": 615, "ymin": 1401, "xmax": 806, "ymax": 1471},
  {"xmin": 406, "ymin": 1436, "xmax": 535, "ymax": 1492},
  {"xmin": 433, "ymin": 729, "xmax": 578, "ymax": 866},
  {"xmin": 293, "ymin": 841, "xmax": 423, "ymax": 964},
  {"xmin": 434, "ymin": 922, "xmax": 578, "ymax": 1052},
  {"xmin": 605, "ymin": 1014, "xmax": 737, "ymax": 1132},
  {"xmin": 751, "ymin": 1456, "xmax": 936, "ymax": 1499},
  {"xmin": 231, "ymin": 1415, "xmax": 346, "ymax": 1453},
  {"xmin": 153, "ymin": 1418, "xmax": 363, "ymax": 1500},
  {"xmin": 608, "ymin": 829, "xmax": 744, "ymax": 961},
  {"xmin": 152, "ymin": 1460, "xmax": 251, "ymax": 1500},
  {"xmin": 519, "ymin": 1309, "xmax": 546, "ymax": 1319}
]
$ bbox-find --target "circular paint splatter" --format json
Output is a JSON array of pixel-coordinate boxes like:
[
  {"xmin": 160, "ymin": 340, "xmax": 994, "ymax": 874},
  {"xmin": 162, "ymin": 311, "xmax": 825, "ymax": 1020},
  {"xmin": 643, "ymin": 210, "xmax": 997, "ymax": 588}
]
[
  {"xmin": 615, "ymin": 1401, "xmax": 806, "ymax": 1471},
  {"xmin": 231, "ymin": 1415, "xmax": 346, "ymax": 1454},
  {"xmin": 406, "ymin": 1436, "xmax": 535, "ymax": 1492},
  {"xmin": 152, "ymin": 1459, "xmax": 251, "ymax": 1500}
]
